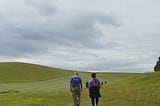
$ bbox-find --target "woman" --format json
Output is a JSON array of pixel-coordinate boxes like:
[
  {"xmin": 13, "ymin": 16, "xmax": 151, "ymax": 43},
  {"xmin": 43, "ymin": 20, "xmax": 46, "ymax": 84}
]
[{"xmin": 88, "ymin": 73, "xmax": 101, "ymax": 106}]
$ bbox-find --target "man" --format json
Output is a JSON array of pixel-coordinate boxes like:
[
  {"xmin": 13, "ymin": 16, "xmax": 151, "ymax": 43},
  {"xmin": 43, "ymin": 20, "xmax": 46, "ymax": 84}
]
[
  {"xmin": 70, "ymin": 70, "xmax": 82, "ymax": 106},
  {"xmin": 88, "ymin": 73, "xmax": 101, "ymax": 106}
]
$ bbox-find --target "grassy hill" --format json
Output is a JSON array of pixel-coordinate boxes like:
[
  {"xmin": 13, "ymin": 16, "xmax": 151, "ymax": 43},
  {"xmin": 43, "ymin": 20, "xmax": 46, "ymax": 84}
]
[
  {"xmin": 0, "ymin": 62, "xmax": 72, "ymax": 83},
  {"xmin": 0, "ymin": 62, "xmax": 159, "ymax": 105},
  {"xmin": 100, "ymin": 72, "xmax": 160, "ymax": 105}
]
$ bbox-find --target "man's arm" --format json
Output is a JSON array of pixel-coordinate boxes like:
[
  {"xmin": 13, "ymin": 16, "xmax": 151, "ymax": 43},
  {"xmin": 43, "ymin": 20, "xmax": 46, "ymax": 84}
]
[
  {"xmin": 80, "ymin": 78, "xmax": 82, "ymax": 91},
  {"xmin": 80, "ymin": 83, "xmax": 83, "ymax": 91},
  {"xmin": 70, "ymin": 82, "xmax": 73, "ymax": 92},
  {"xmin": 70, "ymin": 78, "xmax": 73, "ymax": 93}
]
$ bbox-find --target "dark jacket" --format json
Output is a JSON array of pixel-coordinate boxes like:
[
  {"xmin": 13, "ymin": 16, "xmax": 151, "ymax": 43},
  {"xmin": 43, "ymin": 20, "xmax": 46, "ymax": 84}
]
[{"xmin": 89, "ymin": 78, "xmax": 101, "ymax": 98}]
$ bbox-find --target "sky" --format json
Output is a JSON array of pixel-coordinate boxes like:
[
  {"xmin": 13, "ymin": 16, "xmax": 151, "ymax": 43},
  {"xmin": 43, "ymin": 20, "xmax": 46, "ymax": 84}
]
[{"xmin": 0, "ymin": 0, "xmax": 160, "ymax": 73}]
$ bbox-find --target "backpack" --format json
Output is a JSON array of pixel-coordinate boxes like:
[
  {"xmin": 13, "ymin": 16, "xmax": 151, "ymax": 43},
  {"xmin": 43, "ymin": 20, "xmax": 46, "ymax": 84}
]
[
  {"xmin": 89, "ymin": 78, "xmax": 101, "ymax": 98},
  {"xmin": 90, "ymin": 78, "xmax": 100, "ymax": 87}
]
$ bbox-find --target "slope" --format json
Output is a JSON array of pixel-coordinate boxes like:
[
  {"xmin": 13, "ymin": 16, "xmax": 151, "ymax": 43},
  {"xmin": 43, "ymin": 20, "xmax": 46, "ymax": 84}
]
[
  {"xmin": 0, "ymin": 62, "xmax": 72, "ymax": 83},
  {"xmin": 100, "ymin": 72, "xmax": 160, "ymax": 105}
]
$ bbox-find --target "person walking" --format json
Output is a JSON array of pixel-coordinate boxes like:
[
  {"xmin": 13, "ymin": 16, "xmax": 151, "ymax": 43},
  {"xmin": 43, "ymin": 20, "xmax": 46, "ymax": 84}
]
[
  {"xmin": 70, "ymin": 70, "xmax": 83, "ymax": 106},
  {"xmin": 88, "ymin": 73, "xmax": 101, "ymax": 106}
]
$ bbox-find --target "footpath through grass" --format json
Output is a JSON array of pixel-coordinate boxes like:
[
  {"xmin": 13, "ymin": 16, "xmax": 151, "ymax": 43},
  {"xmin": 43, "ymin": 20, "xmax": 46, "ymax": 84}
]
[
  {"xmin": 0, "ymin": 62, "xmax": 159, "ymax": 106},
  {"xmin": 0, "ymin": 72, "xmax": 139, "ymax": 105}
]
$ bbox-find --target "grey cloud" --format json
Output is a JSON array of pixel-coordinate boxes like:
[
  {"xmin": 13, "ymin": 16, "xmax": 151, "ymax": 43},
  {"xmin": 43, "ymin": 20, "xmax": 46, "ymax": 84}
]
[
  {"xmin": 0, "ymin": 7, "xmax": 137, "ymax": 59},
  {"xmin": 82, "ymin": 57, "xmax": 152, "ymax": 72},
  {"xmin": 25, "ymin": 0, "xmax": 58, "ymax": 16},
  {"xmin": 12, "ymin": 11, "xmax": 120, "ymax": 50},
  {"xmin": 0, "ymin": 0, "xmax": 159, "ymax": 72},
  {"xmin": 0, "ymin": 38, "xmax": 46, "ymax": 57}
]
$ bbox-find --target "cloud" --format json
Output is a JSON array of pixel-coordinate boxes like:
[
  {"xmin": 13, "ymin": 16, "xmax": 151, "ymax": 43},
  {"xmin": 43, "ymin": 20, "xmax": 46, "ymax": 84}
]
[
  {"xmin": 0, "ymin": 0, "xmax": 160, "ymax": 72},
  {"xmin": 25, "ymin": 0, "xmax": 57, "ymax": 16}
]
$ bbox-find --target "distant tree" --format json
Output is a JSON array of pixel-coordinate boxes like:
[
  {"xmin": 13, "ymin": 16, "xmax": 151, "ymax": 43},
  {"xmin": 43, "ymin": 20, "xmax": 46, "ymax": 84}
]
[{"xmin": 154, "ymin": 57, "xmax": 160, "ymax": 72}]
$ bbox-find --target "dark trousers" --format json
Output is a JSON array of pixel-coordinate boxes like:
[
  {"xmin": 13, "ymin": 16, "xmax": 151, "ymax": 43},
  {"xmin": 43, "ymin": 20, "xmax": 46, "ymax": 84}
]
[{"xmin": 91, "ymin": 97, "xmax": 99, "ymax": 106}]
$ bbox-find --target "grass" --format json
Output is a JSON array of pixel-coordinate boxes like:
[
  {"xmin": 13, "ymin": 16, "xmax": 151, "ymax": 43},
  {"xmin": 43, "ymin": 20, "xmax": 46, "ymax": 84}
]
[
  {"xmin": 0, "ymin": 89, "xmax": 20, "ymax": 94},
  {"xmin": 0, "ymin": 62, "xmax": 72, "ymax": 83},
  {"xmin": 0, "ymin": 62, "xmax": 159, "ymax": 105},
  {"xmin": 100, "ymin": 72, "xmax": 160, "ymax": 106},
  {"xmin": 0, "ymin": 91, "xmax": 72, "ymax": 106}
]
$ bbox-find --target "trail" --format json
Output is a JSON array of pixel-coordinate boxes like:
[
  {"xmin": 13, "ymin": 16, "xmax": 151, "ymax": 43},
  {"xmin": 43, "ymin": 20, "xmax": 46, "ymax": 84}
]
[{"xmin": 0, "ymin": 76, "xmax": 70, "ymax": 93}]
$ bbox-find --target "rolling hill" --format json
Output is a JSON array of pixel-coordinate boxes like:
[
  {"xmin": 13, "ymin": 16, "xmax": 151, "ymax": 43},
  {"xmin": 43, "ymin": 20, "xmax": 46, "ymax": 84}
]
[
  {"xmin": 100, "ymin": 72, "xmax": 160, "ymax": 105},
  {"xmin": 0, "ymin": 62, "xmax": 72, "ymax": 83},
  {"xmin": 0, "ymin": 62, "xmax": 159, "ymax": 105}
]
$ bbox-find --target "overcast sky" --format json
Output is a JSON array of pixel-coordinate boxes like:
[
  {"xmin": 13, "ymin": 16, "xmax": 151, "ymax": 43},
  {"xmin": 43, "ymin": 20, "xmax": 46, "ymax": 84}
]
[{"xmin": 0, "ymin": 0, "xmax": 160, "ymax": 73}]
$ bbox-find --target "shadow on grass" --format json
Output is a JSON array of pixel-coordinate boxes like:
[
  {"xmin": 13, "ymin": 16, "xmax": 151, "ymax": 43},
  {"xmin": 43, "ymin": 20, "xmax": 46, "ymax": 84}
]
[{"xmin": 0, "ymin": 89, "xmax": 20, "ymax": 94}]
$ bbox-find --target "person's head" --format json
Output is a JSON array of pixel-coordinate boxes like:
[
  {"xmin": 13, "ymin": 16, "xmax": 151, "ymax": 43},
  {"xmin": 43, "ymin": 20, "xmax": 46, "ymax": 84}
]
[
  {"xmin": 91, "ymin": 73, "xmax": 96, "ymax": 78},
  {"xmin": 74, "ymin": 70, "xmax": 78, "ymax": 76}
]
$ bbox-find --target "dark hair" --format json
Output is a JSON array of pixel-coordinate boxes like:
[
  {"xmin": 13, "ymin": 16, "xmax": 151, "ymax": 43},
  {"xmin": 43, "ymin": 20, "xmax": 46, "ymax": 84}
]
[{"xmin": 91, "ymin": 73, "xmax": 96, "ymax": 78}]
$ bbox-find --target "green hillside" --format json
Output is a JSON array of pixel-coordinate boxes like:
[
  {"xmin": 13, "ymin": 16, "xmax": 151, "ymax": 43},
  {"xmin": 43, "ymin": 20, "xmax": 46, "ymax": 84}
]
[
  {"xmin": 0, "ymin": 62, "xmax": 158, "ymax": 106},
  {"xmin": 101, "ymin": 72, "xmax": 160, "ymax": 105},
  {"xmin": 0, "ymin": 62, "xmax": 72, "ymax": 83}
]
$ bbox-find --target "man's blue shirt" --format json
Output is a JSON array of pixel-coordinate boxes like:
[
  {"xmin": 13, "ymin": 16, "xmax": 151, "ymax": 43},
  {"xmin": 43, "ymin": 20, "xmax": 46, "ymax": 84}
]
[{"xmin": 70, "ymin": 75, "xmax": 82, "ymax": 87}]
